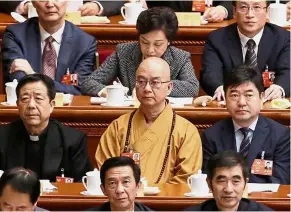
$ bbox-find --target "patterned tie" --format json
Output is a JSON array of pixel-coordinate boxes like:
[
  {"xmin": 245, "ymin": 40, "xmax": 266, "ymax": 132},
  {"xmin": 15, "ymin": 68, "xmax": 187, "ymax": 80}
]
[
  {"xmin": 244, "ymin": 39, "xmax": 257, "ymax": 67},
  {"xmin": 42, "ymin": 36, "xmax": 57, "ymax": 80},
  {"xmin": 239, "ymin": 127, "xmax": 251, "ymax": 158}
]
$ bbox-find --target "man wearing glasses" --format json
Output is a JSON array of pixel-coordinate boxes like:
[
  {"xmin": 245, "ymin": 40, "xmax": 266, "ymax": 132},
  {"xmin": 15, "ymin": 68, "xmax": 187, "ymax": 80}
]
[
  {"xmin": 96, "ymin": 57, "xmax": 202, "ymax": 185},
  {"xmin": 200, "ymin": 0, "xmax": 290, "ymax": 101}
]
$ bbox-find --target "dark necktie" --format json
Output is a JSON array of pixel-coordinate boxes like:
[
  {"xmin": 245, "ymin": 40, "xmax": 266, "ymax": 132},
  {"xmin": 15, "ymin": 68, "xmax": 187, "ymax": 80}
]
[
  {"xmin": 244, "ymin": 39, "xmax": 257, "ymax": 67},
  {"xmin": 239, "ymin": 127, "xmax": 251, "ymax": 158},
  {"xmin": 42, "ymin": 36, "xmax": 57, "ymax": 80}
]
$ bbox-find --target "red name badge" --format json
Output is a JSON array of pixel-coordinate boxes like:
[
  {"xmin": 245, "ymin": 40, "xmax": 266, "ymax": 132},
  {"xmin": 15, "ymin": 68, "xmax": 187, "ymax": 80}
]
[
  {"xmin": 192, "ymin": 0, "xmax": 206, "ymax": 12},
  {"xmin": 262, "ymin": 71, "xmax": 275, "ymax": 88},
  {"xmin": 251, "ymin": 159, "xmax": 273, "ymax": 176},
  {"xmin": 121, "ymin": 152, "xmax": 140, "ymax": 165},
  {"xmin": 56, "ymin": 176, "xmax": 74, "ymax": 183},
  {"xmin": 61, "ymin": 73, "xmax": 78, "ymax": 86}
]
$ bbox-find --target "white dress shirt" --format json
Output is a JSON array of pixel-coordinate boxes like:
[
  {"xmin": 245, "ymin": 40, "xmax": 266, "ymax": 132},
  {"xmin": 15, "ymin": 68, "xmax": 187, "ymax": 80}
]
[
  {"xmin": 39, "ymin": 22, "xmax": 65, "ymax": 59},
  {"xmin": 233, "ymin": 117, "xmax": 259, "ymax": 152},
  {"xmin": 237, "ymin": 27, "xmax": 264, "ymax": 63}
]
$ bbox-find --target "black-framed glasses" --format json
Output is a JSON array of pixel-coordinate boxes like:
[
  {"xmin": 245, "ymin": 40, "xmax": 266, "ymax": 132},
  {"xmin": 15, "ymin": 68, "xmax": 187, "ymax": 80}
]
[
  {"xmin": 236, "ymin": 5, "xmax": 267, "ymax": 13},
  {"xmin": 135, "ymin": 79, "xmax": 170, "ymax": 89}
]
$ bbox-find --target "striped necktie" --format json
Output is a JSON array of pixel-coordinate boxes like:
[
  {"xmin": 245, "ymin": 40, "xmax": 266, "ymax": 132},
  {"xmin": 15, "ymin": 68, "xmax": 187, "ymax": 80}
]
[
  {"xmin": 42, "ymin": 36, "xmax": 57, "ymax": 80},
  {"xmin": 239, "ymin": 127, "xmax": 251, "ymax": 158},
  {"xmin": 244, "ymin": 39, "xmax": 257, "ymax": 67}
]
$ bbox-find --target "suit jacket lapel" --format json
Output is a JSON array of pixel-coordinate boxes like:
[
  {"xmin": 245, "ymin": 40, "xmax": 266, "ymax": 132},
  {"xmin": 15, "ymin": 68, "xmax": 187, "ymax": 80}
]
[
  {"xmin": 227, "ymin": 24, "xmax": 243, "ymax": 68},
  {"xmin": 221, "ymin": 119, "xmax": 237, "ymax": 151},
  {"xmin": 27, "ymin": 18, "xmax": 42, "ymax": 73},
  {"xmin": 257, "ymin": 26, "xmax": 274, "ymax": 70},
  {"xmin": 217, "ymin": 119, "xmax": 237, "ymax": 151},
  {"xmin": 247, "ymin": 116, "xmax": 268, "ymax": 168},
  {"xmin": 42, "ymin": 121, "xmax": 63, "ymax": 179},
  {"xmin": 56, "ymin": 21, "xmax": 73, "ymax": 82}
]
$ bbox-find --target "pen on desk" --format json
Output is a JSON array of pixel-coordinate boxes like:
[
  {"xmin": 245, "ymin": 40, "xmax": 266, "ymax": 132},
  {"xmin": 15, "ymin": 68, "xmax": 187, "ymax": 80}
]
[{"xmin": 116, "ymin": 77, "xmax": 129, "ymax": 99}]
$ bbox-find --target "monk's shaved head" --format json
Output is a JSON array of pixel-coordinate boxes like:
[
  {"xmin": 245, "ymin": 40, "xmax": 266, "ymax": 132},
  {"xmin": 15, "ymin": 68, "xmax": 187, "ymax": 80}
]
[
  {"xmin": 135, "ymin": 57, "xmax": 173, "ymax": 109},
  {"xmin": 136, "ymin": 57, "xmax": 171, "ymax": 81}
]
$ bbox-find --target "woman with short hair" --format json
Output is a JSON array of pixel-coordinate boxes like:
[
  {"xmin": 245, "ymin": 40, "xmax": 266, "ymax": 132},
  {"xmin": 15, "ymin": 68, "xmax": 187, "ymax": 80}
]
[{"xmin": 81, "ymin": 7, "xmax": 199, "ymax": 97}]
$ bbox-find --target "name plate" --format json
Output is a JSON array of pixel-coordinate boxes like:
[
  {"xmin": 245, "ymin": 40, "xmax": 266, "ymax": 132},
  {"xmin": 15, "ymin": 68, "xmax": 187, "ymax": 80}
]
[
  {"xmin": 176, "ymin": 12, "xmax": 201, "ymax": 26},
  {"xmin": 65, "ymin": 11, "xmax": 81, "ymax": 25},
  {"xmin": 55, "ymin": 93, "xmax": 64, "ymax": 107}
]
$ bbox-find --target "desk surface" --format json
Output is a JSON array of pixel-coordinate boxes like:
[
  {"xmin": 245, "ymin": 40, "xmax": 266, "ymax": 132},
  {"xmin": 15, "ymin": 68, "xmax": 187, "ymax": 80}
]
[
  {"xmin": 0, "ymin": 95, "xmax": 290, "ymax": 126},
  {"xmin": 38, "ymin": 183, "xmax": 290, "ymax": 211}
]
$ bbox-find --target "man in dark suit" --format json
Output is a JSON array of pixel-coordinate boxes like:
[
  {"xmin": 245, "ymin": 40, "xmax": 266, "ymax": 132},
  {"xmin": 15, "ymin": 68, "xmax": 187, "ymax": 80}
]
[
  {"xmin": 201, "ymin": 66, "xmax": 290, "ymax": 184},
  {"xmin": 0, "ymin": 168, "xmax": 47, "ymax": 211},
  {"xmin": 0, "ymin": 0, "xmax": 124, "ymax": 16},
  {"xmin": 201, "ymin": 0, "xmax": 290, "ymax": 100},
  {"xmin": 2, "ymin": 0, "xmax": 97, "ymax": 95},
  {"xmin": 185, "ymin": 151, "xmax": 273, "ymax": 211},
  {"xmin": 87, "ymin": 157, "xmax": 151, "ymax": 211},
  {"xmin": 0, "ymin": 74, "xmax": 92, "ymax": 182},
  {"xmin": 146, "ymin": 1, "xmax": 233, "ymax": 22}
]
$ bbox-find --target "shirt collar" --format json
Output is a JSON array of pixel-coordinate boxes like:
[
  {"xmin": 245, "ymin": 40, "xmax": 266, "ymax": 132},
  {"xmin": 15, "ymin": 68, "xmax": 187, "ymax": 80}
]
[
  {"xmin": 39, "ymin": 22, "xmax": 66, "ymax": 44},
  {"xmin": 233, "ymin": 116, "xmax": 259, "ymax": 132},
  {"xmin": 237, "ymin": 27, "xmax": 264, "ymax": 48}
]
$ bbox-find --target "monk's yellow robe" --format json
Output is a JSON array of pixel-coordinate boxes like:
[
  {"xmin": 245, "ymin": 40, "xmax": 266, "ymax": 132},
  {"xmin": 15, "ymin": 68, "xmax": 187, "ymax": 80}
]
[{"xmin": 96, "ymin": 104, "xmax": 202, "ymax": 185}]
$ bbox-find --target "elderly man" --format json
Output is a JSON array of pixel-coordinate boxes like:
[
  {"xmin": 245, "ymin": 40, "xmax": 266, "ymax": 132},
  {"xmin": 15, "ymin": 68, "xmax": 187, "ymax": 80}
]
[
  {"xmin": 96, "ymin": 57, "xmax": 202, "ymax": 185},
  {"xmin": 185, "ymin": 151, "xmax": 273, "ymax": 211},
  {"xmin": 2, "ymin": 0, "xmax": 97, "ymax": 95},
  {"xmin": 0, "ymin": 168, "xmax": 46, "ymax": 211},
  {"xmin": 202, "ymin": 66, "xmax": 290, "ymax": 184},
  {"xmin": 0, "ymin": 0, "xmax": 123, "ymax": 17},
  {"xmin": 87, "ymin": 157, "xmax": 151, "ymax": 211},
  {"xmin": 0, "ymin": 74, "xmax": 92, "ymax": 181},
  {"xmin": 201, "ymin": 0, "xmax": 290, "ymax": 100}
]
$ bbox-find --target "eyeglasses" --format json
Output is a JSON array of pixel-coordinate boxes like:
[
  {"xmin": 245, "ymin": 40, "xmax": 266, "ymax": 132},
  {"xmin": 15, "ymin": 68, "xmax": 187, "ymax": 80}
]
[
  {"xmin": 236, "ymin": 5, "xmax": 267, "ymax": 13},
  {"xmin": 135, "ymin": 79, "xmax": 170, "ymax": 89}
]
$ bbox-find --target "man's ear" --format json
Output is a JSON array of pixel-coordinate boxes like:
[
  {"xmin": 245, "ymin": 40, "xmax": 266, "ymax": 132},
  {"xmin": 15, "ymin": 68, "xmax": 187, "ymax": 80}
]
[
  {"xmin": 206, "ymin": 177, "xmax": 212, "ymax": 191},
  {"xmin": 135, "ymin": 182, "xmax": 141, "ymax": 196},
  {"xmin": 50, "ymin": 100, "xmax": 55, "ymax": 113},
  {"xmin": 233, "ymin": 6, "xmax": 236, "ymax": 18},
  {"xmin": 167, "ymin": 82, "xmax": 173, "ymax": 96},
  {"xmin": 101, "ymin": 184, "xmax": 107, "ymax": 196},
  {"xmin": 245, "ymin": 178, "xmax": 249, "ymax": 184},
  {"xmin": 137, "ymin": 181, "xmax": 141, "ymax": 190}
]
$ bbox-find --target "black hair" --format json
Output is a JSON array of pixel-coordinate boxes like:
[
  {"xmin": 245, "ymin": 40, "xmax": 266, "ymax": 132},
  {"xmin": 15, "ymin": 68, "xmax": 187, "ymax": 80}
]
[
  {"xmin": 100, "ymin": 157, "xmax": 141, "ymax": 187},
  {"xmin": 224, "ymin": 65, "xmax": 264, "ymax": 94},
  {"xmin": 232, "ymin": 0, "xmax": 271, "ymax": 7},
  {"xmin": 136, "ymin": 7, "xmax": 178, "ymax": 41},
  {"xmin": 207, "ymin": 150, "xmax": 249, "ymax": 182},
  {"xmin": 16, "ymin": 74, "xmax": 56, "ymax": 102},
  {"xmin": 0, "ymin": 167, "xmax": 40, "ymax": 204}
]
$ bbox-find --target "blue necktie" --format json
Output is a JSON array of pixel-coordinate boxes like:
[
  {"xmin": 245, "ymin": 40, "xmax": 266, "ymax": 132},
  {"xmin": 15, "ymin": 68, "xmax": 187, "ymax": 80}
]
[
  {"xmin": 245, "ymin": 39, "xmax": 257, "ymax": 67},
  {"xmin": 239, "ymin": 127, "xmax": 251, "ymax": 158}
]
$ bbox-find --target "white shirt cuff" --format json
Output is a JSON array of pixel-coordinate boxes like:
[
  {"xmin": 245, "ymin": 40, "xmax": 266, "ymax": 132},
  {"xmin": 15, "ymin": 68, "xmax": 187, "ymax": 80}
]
[
  {"xmin": 216, "ymin": 5, "xmax": 228, "ymax": 19},
  {"xmin": 275, "ymin": 84, "xmax": 285, "ymax": 97},
  {"xmin": 91, "ymin": 1, "xmax": 104, "ymax": 16}
]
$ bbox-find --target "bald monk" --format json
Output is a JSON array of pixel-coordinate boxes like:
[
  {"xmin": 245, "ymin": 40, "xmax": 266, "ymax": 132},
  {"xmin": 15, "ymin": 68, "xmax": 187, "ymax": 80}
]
[{"xmin": 96, "ymin": 57, "xmax": 202, "ymax": 185}]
